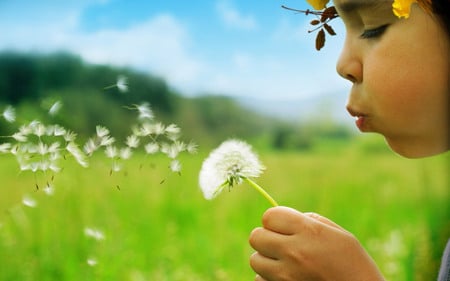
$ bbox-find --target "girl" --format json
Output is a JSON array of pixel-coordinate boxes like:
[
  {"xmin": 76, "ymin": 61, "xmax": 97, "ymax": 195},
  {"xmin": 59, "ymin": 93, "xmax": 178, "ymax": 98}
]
[{"xmin": 249, "ymin": 0, "xmax": 449, "ymax": 280}]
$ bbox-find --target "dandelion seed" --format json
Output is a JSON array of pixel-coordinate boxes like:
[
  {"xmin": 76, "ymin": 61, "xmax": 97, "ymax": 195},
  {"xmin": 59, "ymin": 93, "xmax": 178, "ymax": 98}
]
[
  {"xmin": 33, "ymin": 122, "xmax": 46, "ymax": 137},
  {"xmin": 96, "ymin": 126, "xmax": 110, "ymax": 138},
  {"xmin": 63, "ymin": 130, "xmax": 77, "ymax": 142},
  {"xmin": 84, "ymin": 138, "xmax": 98, "ymax": 155},
  {"xmin": 135, "ymin": 103, "xmax": 153, "ymax": 120},
  {"xmin": 165, "ymin": 124, "xmax": 181, "ymax": 135},
  {"xmin": 120, "ymin": 147, "xmax": 132, "ymax": 160},
  {"xmin": 111, "ymin": 161, "xmax": 122, "ymax": 172},
  {"xmin": 0, "ymin": 143, "xmax": 11, "ymax": 153},
  {"xmin": 100, "ymin": 135, "xmax": 115, "ymax": 146},
  {"xmin": 12, "ymin": 132, "xmax": 27, "ymax": 142},
  {"xmin": 116, "ymin": 75, "xmax": 128, "ymax": 93},
  {"xmin": 22, "ymin": 195, "xmax": 37, "ymax": 208},
  {"xmin": 87, "ymin": 257, "xmax": 98, "ymax": 266},
  {"xmin": 48, "ymin": 101, "xmax": 62, "ymax": 116},
  {"xmin": 105, "ymin": 145, "xmax": 118, "ymax": 158},
  {"xmin": 44, "ymin": 185, "xmax": 55, "ymax": 196},
  {"xmin": 198, "ymin": 139, "xmax": 277, "ymax": 206},
  {"xmin": 170, "ymin": 159, "xmax": 182, "ymax": 173},
  {"xmin": 2, "ymin": 106, "xmax": 15, "ymax": 123},
  {"xmin": 152, "ymin": 122, "xmax": 165, "ymax": 135},
  {"xmin": 66, "ymin": 142, "xmax": 89, "ymax": 167},
  {"xmin": 186, "ymin": 141, "xmax": 198, "ymax": 154},
  {"xmin": 125, "ymin": 134, "xmax": 140, "ymax": 148},
  {"xmin": 84, "ymin": 227, "xmax": 105, "ymax": 241},
  {"xmin": 144, "ymin": 142, "xmax": 159, "ymax": 154},
  {"xmin": 161, "ymin": 143, "xmax": 179, "ymax": 159}
]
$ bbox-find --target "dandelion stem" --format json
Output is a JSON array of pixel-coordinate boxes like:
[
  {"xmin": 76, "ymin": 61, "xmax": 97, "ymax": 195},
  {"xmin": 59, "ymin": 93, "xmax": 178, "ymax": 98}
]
[{"xmin": 244, "ymin": 177, "xmax": 278, "ymax": 207}]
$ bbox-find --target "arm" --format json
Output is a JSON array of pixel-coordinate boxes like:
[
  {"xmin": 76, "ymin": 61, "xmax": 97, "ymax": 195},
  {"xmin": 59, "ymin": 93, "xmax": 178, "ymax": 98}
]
[{"xmin": 249, "ymin": 206, "xmax": 385, "ymax": 281}]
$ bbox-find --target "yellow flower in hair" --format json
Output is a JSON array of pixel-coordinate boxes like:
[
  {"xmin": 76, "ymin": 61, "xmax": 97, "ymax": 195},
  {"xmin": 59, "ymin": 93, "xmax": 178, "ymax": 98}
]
[
  {"xmin": 307, "ymin": 0, "xmax": 330, "ymax": 10},
  {"xmin": 392, "ymin": 0, "xmax": 417, "ymax": 18}
]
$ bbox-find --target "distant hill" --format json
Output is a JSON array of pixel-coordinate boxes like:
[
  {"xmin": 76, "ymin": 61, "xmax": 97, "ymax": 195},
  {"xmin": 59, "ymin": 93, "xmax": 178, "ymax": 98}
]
[{"xmin": 0, "ymin": 51, "xmax": 354, "ymax": 150}]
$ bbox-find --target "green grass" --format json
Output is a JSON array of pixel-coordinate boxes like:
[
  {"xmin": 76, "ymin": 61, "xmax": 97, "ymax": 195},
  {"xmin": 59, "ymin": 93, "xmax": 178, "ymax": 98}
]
[{"xmin": 0, "ymin": 138, "xmax": 448, "ymax": 281}]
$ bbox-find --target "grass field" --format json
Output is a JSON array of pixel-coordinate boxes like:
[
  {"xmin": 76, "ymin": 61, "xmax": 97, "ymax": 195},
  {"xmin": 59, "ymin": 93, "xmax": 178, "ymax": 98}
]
[{"xmin": 0, "ymin": 136, "xmax": 448, "ymax": 281}]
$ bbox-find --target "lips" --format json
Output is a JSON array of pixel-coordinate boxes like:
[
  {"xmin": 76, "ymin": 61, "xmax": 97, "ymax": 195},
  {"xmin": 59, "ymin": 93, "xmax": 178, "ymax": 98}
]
[{"xmin": 347, "ymin": 106, "xmax": 368, "ymax": 131}]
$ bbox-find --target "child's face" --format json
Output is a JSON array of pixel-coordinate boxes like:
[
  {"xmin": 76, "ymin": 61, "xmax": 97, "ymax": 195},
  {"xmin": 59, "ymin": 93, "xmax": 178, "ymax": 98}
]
[{"xmin": 334, "ymin": 0, "xmax": 449, "ymax": 158}]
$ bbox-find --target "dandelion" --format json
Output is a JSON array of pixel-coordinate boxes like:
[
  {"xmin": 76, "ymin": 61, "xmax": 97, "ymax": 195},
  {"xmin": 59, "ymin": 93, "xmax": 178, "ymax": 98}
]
[{"xmin": 199, "ymin": 139, "xmax": 278, "ymax": 206}]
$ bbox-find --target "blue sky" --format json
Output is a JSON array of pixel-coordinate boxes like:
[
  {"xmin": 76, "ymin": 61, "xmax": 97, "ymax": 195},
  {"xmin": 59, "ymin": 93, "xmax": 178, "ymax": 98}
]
[{"xmin": 0, "ymin": 0, "xmax": 349, "ymax": 101}]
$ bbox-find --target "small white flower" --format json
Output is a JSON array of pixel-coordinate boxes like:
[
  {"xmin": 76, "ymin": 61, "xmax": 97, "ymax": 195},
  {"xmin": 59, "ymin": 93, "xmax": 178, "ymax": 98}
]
[
  {"xmin": 2, "ymin": 106, "xmax": 15, "ymax": 123},
  {"xmin": 116, "ymin": 75, "xmax": 128, "ymax": 93},
  {"xmin": 199, "ymin": 139, "xmax": 265, "ymax": 200},
  {"xmin": 48, "ymin": 101, "xmax": 62, "ymax": 116}
]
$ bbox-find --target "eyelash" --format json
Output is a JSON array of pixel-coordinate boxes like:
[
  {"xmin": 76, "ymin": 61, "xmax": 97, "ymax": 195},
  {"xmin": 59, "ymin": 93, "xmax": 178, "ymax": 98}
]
[{"xmin": 360, "ymin": 25, "xmax": 389, "ymax": 39}]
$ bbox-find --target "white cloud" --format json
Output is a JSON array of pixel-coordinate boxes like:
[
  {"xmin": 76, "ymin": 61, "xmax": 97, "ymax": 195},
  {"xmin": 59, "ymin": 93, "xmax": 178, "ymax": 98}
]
[{"xmin": 215, "ymin": 0, "xmax": 257, "ymax": 30}]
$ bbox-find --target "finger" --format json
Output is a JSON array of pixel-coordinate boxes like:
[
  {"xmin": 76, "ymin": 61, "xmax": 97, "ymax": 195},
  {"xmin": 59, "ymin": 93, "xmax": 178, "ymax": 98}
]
[
  {"xmin": 255, "ymin": 274, "xmax": 267, "ymax": 281},
  {"xmin": 304, "ymin": 212, "xmax": 346, "ymax": 231},
  {"xmin": 262, "ymin": 206, "xmax": 307, "ymax": 235},
  {"xmin": 249, "ymin": 227, "xmax": 285, "ymax": 259},
  {"xmin": 249, "ymin": 252, "xmax": 279, "ymax": 281}
]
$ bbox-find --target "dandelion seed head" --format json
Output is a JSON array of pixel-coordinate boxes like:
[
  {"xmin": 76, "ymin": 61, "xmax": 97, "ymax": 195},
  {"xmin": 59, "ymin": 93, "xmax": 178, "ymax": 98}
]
[
  {"xmin": 2, "ymin": 106, "xmax": 15, "ymax": 123},
  {"xmin": 199, "ymin": 139, "xmax": 265, "ymax": 200}
]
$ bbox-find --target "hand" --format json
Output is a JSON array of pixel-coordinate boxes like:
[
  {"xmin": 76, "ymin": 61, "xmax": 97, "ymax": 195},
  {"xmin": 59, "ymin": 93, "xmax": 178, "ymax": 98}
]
[{"xmin": 249, "ymin": 206, "xmax": 385, "ymax": 281}]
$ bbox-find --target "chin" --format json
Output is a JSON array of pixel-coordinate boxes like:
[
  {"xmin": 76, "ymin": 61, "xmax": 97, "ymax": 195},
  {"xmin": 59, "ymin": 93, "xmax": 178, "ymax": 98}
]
[{"xmin": 385, "ymin": 137, "xmax": 449, "ymax": 159}]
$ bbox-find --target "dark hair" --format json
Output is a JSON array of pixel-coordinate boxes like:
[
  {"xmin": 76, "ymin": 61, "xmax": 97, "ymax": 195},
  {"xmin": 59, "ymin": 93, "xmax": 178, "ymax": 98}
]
[{"xmin": 433, "ymin": 0, "xmax": 450, "ymax": 35}]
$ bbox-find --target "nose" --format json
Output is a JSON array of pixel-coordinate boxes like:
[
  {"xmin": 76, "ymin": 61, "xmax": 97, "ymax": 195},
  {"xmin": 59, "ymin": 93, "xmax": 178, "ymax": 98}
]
[{"xmin": 336, "ymin": 36, "xmax": 362, "ymax": 84}]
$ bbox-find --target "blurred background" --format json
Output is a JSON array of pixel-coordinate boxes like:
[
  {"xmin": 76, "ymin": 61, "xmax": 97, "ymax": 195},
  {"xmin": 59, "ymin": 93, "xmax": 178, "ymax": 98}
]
[{"xmin": 0, "ymin": 1, "xmax": 448, "ymax": 280}]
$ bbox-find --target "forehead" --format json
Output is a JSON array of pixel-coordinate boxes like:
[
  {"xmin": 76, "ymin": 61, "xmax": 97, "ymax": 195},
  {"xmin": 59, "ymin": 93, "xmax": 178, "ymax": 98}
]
[{"xmin": 333, "ymin": 0, "xmax": 391, "ymax": 12}]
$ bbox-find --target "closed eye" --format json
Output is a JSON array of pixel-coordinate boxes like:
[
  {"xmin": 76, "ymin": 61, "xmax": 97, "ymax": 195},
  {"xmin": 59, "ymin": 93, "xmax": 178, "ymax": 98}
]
[{"xmin": 360, "ymin": 24, "xmax": 389, "ymax": 39}]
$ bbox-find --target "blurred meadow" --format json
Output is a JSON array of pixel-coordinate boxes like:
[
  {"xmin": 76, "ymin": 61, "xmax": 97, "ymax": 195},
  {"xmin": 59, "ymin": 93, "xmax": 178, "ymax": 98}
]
[{"xmin": 0, "ymin": 52, "xmax": 449, "ymax": 281}]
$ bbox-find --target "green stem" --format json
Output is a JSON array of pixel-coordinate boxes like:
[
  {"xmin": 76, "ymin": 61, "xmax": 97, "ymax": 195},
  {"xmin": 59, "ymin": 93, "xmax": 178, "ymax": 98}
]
[{"xmin": 244, "ymin": 177, "xmax": 278, "ymax": 207}]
